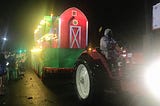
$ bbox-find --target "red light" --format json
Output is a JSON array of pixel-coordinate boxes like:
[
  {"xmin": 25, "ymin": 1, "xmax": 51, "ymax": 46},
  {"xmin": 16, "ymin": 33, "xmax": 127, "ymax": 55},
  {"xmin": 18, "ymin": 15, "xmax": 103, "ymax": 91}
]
[{"xmin": 92, "ymin": 49, "xmax": 96, "ymax": 52}]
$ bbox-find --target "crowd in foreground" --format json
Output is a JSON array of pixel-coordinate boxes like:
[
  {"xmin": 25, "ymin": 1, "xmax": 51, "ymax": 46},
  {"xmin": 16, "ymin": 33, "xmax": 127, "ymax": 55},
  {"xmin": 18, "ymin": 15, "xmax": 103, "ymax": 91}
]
[{"xmin": 0, "ymin": 51, "xmax": 28, "ymax": 95}]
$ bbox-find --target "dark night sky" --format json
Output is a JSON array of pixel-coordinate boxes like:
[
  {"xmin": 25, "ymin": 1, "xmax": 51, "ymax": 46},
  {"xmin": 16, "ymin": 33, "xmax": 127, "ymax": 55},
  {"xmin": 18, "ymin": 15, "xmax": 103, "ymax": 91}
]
[{"xmin": 0, "ymin": 0, "xmax": 158, "ymax": 51}]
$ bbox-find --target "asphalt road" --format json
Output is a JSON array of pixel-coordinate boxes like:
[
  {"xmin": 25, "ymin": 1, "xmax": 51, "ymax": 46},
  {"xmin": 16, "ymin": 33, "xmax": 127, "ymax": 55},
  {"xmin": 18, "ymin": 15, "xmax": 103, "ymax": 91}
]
[
  {"xmin": 0, "ymin": 68, "xmax": 160, "ymax": 106},
  {"xmin": 0, "ymin": 68, "xmax": 85, "ymax": 106}
]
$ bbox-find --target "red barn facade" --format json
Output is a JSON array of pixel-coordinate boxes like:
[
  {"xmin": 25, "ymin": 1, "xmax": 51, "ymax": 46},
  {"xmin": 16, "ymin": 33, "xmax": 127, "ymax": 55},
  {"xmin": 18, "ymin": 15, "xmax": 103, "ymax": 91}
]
[{"xmin": 59, "ymin": 7, "xmax": 88, "ymax": 48}]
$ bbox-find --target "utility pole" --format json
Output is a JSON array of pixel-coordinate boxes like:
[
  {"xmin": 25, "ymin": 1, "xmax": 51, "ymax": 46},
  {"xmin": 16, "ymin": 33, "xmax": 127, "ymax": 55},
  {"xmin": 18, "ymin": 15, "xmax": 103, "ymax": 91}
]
[{"xmin": 143, "ymin": 0, "xmax": 152, "ymax": 61}]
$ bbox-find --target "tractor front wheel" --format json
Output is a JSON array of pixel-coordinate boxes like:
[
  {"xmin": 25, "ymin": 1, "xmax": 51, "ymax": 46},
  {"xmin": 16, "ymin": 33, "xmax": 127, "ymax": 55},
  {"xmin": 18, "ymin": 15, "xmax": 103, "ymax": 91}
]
[
  {"xmin": 76, "ymin": 64, "xmax": 90, "ymax": 101},
  {"xmin": 74, "ymin": 57, "xmax": 105, "ymax": 104}
]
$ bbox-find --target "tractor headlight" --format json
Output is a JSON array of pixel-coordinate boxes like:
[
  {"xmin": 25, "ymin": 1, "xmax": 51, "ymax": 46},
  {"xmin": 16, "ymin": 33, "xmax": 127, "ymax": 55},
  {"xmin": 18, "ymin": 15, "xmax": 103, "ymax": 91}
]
[{"xmin": 144, "ymin": 59, "xmax": 160, "ymax": 99}]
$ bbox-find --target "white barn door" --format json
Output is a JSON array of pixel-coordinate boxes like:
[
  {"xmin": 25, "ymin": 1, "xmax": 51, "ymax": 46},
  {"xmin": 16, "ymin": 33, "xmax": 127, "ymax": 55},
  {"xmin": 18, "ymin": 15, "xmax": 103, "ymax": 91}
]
[{"xmin": 70, "ymin": 26, "xmax": 81, "ymax": 48}]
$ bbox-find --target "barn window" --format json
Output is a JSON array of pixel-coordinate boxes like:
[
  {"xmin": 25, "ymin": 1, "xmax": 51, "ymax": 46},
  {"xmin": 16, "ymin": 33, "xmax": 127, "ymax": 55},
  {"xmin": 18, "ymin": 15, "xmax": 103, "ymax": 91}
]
[{"xmin": 72, "ymin": 10, "xmax": 77, "ymax": 16}]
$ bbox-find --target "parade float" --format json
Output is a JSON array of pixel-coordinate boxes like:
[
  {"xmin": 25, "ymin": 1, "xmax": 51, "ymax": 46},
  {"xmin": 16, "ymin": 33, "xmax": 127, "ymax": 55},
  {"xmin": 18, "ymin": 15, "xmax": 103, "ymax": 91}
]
[
  {"xmin": 31, "ymin": 7, "xmax": 160, "ymax": 105},
  {"xmin": 31, "ymin": 7, "xmax": 88, "ymax": 79}
]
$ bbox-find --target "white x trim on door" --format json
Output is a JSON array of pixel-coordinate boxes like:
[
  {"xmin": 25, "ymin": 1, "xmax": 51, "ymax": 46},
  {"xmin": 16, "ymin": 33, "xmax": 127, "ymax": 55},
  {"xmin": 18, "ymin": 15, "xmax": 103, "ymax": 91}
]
[{"xmin": 70, "ymin": 26, "xmax": 81, "ymax": 48}]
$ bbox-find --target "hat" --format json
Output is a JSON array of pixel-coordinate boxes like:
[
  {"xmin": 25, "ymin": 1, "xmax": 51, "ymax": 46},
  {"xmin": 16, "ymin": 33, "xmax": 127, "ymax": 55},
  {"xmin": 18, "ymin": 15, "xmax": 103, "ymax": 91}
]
[{"xmin": 104, "ymin": 28, "xmax": 111, "ymax": 36}]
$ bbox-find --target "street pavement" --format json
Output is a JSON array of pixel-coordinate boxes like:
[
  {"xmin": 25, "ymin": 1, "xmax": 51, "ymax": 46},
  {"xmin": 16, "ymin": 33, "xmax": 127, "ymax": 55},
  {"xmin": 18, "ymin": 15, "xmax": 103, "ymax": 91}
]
[
  {"xmin": 0, "ymin": 68, "xmax": 160, "ymax": 106},
  {"xmin": 0, "ymin": 68, "xmax": 84, "ymax": 106},
  {"xmin": 3, "ymin": 69, "xmax": 60, "ymax": 105}
]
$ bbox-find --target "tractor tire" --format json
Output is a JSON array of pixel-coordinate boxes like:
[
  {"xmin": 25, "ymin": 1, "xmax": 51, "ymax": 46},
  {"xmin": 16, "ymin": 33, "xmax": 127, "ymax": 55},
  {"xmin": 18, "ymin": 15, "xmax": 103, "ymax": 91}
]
[{"xmin": 73, "ymin": 54, "xmax": 105, "ymax": 105}]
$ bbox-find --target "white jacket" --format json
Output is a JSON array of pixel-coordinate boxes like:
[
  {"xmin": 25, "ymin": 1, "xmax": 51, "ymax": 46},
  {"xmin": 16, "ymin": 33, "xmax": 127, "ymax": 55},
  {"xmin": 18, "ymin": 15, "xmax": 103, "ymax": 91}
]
[{"xmin": 100, "ymin": 36, "xmax": 109, "ymax": 51}]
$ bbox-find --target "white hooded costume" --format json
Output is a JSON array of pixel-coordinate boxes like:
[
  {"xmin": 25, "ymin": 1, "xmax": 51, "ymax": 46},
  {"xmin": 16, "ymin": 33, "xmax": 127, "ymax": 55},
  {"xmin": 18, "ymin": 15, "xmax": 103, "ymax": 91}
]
[{"xmin": 100, "ymin": 28, "xmax": 116, "ymax": 59}]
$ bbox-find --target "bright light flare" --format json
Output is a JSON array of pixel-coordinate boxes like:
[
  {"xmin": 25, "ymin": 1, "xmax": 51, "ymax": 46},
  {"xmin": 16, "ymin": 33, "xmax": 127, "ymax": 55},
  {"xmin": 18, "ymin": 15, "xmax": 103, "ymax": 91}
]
[
  {"xmin": 122, "ymin": 50, "xmax": 126, "ymax": 53},
  {"xmin": 3, "ymin": 37, "xmax": 7, "ymax": 41},
  {"xmin": 122, "ymin": 54, "xmax": 126, "ymax": 57},
  {"xmin": 34, "ymin": 29, "xmax": 39, "ymax": 34},
  {"xmin": 38, "ymin": 25, "xmax": 42, "ymax": 29},
  {"xmin": 6, "ymin": 62, "xmax": 9, "ymax": 66},
  {"xmin": 145, "ymin": 59, "xmax": 160, "ymax": 99},
  {"xmin": 40, "ymin": 19, "xmax": 45, "ymax": 25},
  {"xmin": 31, "ymin": 48, "xmax": 42, "ymax": 53},
  {"xmin": 88, "ymin": 47, "xmax": 92, "ymax": 51}
]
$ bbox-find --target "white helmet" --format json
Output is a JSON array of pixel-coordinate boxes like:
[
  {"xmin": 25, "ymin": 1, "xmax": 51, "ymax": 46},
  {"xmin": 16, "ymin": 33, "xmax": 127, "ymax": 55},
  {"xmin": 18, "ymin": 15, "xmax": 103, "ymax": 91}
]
[{"xmin": 104, "ymin": 28, "xmax": 112, "ymax": 37}]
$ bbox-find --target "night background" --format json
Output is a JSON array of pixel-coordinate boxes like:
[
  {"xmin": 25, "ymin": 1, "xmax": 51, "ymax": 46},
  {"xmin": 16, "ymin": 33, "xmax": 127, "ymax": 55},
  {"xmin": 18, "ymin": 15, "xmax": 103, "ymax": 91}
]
[{"xmin": 0, "ymin": 0, "xmax": 159, "ymax": 52}]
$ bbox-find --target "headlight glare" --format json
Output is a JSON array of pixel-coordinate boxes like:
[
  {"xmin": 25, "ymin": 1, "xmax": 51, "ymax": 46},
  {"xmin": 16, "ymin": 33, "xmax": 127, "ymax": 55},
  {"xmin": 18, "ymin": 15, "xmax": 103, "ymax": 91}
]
[{"xmin": 145, "ymin": 60, "xmax": 160, "ymax": 99}]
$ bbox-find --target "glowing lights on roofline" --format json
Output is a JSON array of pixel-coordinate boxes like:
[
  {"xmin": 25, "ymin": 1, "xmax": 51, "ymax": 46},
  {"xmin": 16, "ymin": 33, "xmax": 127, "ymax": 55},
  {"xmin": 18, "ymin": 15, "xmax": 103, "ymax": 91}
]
[
  {"xmin": 34, "ymin": 29, "xmax": 39, "ymax": 34},
  {"xmin": 36, "ymin": 33, "xmax": 58, "ymax": 43},
  {"xmin": 40, "ymin": 19, "xmax": 45, "ymax": 25}
]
